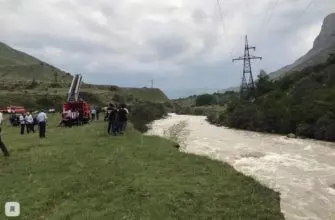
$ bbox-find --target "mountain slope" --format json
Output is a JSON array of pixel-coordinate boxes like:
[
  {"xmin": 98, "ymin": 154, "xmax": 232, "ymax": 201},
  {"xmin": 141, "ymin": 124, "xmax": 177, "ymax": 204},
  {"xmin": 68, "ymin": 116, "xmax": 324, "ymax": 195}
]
[
  {"xmin": 269, "ymin": 13, "xmax": 335, "ymax": 79},
  {"xmin": 0, "ymin": 42, "xmax": 170, "ymax": 108},
  {"xmin": 0, "ymin": 42, "xmax": 72, "ymax": 82}
]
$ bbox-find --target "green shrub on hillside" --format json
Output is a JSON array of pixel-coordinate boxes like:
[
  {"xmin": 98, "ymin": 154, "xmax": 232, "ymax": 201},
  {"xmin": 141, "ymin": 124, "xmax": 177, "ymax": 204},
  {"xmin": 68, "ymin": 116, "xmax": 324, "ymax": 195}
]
[
  {"xmin": 219, "ymin": 54, "xmax": 335, "ymax": 141},
  {"xmin": 130, "ymin": 101, "xmax": 167, "ymax": 132},
  {"xmin": 296, "ymin": 123, "xmax": 314, "ymax": 138},
  {"xmin": 195, "ymin": 94, "xmax": 217, "ymax": 106},
  {"xmin": 109, "ymin": 85, "xmax": 119, "ymax": 91}
]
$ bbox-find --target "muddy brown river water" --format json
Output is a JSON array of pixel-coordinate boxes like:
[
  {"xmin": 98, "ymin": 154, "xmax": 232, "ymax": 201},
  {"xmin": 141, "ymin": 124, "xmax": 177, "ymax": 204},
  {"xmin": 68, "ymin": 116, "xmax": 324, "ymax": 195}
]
[{"xmin": 146, "ymin": 114, "xmax": 335, "ymax": 220}]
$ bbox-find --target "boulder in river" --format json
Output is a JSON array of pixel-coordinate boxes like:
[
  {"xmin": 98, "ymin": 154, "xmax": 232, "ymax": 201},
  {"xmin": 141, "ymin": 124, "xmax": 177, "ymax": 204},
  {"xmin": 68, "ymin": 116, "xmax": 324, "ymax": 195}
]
[
  {"xmin": 173, "ymin": 143, "xmax": 180, "ymax": 149},
  {"xmin": 287, "ymin": 133, "xmax": 297, "ymax": 138},
  {"xmin": 241, "ymin": 152, "xmax": 266, "ymax": 158}
]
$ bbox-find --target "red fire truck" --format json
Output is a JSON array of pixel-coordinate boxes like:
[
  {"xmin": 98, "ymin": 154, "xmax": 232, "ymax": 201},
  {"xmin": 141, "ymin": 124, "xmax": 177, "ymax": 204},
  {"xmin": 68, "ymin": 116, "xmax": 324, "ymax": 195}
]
[
  {"xmin": 0, "ymin": 106, "xmax": 26, "ymax": 114},
  {"xmin": 61, "ymin": 74, "xmax": 90, "ymax": 126}
]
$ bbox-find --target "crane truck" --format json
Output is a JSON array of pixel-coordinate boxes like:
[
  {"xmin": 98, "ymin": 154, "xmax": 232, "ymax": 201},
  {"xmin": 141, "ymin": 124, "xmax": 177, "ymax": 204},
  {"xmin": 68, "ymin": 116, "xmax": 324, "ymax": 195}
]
[{"xmin": 61, "ymin": 74, "xmax": 90, "ymax": 126}]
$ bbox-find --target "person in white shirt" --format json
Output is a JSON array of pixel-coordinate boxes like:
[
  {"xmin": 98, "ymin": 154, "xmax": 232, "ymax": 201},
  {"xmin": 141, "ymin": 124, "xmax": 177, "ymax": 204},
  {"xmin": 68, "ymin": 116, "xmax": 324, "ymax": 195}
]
[
  {"xmin": 91, "ymin": 108, "xmax": 96, "ymax": 121},
  {"xmin": 19, "ymin": 113, "xmax": 26, "ymax": 135},
  {"xmin": 67, "ymin": 109, "xmax": 72, "ymax": 119},
  {"xmin": 0, "ymin": 111, "xmax": 9, "ymax": 157},
  {"xmin": 36, "ymin": 110, "xmax": 48, "ymax": 138},
  {"xmin": 0, "ymin": 111, "xmax": 3, "ymax": 126},
  {"xmin": 25, "ymin": 112, "xmax": 35, "ymax": 133}
]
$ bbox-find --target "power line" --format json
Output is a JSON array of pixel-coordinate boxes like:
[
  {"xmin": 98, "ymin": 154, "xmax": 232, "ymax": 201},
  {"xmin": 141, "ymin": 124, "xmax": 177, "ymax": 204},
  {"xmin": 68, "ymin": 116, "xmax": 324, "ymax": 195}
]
[
  {"xmin": 216, "ymin": 0, "xmax": 226, "ymax": 35},
  {"xmin": 254, "ymin": 0, "xmax": 280, "ymax": 47},
  {"xmin": 265, "ymin": 0, "xmax": 280, "ymax": 27},
  {"xmin": 302, "ymin": 0, "xmax": 314, "ymax": 14},
  {"xmin": 299, "ymin": 0, "xmax": 315, "ymax": 19},
  {"xmin": 258, "ymin": 0, "xmax": 280, "ymax": 44}
]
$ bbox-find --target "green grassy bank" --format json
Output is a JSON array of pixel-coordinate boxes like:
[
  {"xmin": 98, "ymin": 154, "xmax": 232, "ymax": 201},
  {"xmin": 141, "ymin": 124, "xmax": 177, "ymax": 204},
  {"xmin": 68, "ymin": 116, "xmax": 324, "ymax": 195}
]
[{"xmin": 0, "ymin": 115, "xmax": 284, "ymax": 220}]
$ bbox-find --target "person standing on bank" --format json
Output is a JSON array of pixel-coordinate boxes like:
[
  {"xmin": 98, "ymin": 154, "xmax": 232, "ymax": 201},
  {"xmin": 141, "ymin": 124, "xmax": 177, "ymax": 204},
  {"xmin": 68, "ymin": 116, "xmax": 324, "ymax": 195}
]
[
  {"xmin": 0, "ymin": 111, "xmax": 3, "ymax": 127},
  {"xmin": 117, "ymin": 104, "xmax": 129, "ymax": 134},
  {"xmin": 25, "ymin": 112, "xmax": 35, "ymax": 133},
  {"xmin": 107, "ymin": 104, "xmax": 118, "ymax": 135},
  {"xmin": 36, "ymin": 110, "xmax": 48, "ymax": 138},
  {"xmin": 19, "ymin": 113, "xmax": 26, "ymax": 135},
  {"xmin": 96, "ymin": 106, "xmax": 100, "ymax": 121},
  {"xmin": 0, "ymin": 111, "xmax": 9, "ymax": 157},
  {"xmin": 91, "ymin": 108, "xmax": 96, "ymax": 121}
]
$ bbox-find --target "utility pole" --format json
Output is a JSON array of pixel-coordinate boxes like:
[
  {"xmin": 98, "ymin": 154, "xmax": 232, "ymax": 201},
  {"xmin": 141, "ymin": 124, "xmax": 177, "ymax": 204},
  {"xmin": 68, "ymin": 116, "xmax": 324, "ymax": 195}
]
[{"xmin": 233, "ymin": 35, "xmax": 262, "ymax": 99}]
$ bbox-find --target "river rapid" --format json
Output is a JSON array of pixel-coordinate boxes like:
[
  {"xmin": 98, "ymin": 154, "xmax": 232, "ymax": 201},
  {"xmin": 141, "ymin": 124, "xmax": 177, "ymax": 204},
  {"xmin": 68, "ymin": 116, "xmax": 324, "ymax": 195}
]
[{"xmin": 146, "ymin": 114, "xmax": 335, "ymax": 220}]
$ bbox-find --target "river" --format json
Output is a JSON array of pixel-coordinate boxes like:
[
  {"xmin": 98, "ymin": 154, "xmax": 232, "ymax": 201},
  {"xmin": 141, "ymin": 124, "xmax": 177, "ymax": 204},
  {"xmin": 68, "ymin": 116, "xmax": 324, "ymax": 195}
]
[{"xmin": 146, "ymin": 114, "xmax": 335, "ymax": 220}]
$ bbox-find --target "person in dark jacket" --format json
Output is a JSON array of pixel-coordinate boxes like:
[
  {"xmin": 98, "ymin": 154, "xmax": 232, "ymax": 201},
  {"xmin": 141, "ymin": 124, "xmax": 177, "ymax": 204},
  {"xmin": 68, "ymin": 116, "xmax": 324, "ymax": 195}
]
[
  {"xmin": 78, "ymin": 108, "xmax": 84, "ymax": 126},
  {"xmin": 19, "ymin": 113, "xmax": 26, "ymax": 135},
  {"xmin": 107, "ymin": 104, "xmax": 118, "ymax": 135},
  {"xmin": 118, "ymin": 104, "xmax": 129, "ymax": 134},
  {"xmin": 0, "ymin": 129, "xmax": 9, "ymax": 157},
  {"xmin": 0, "ymin": 112, "xmax": 9, "ymax": 157},
  {"xmin": 96, "ymin": 106, "xmax": 100, "ymax": 120}
]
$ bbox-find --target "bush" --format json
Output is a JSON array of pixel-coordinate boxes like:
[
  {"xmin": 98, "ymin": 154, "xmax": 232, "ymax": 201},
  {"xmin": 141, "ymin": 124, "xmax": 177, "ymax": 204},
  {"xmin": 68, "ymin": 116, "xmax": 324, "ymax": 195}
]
[
  {"xmin": 50, "ymin": 83, "xmax": 62, "ymax": 88},
  {"xmin": 207, "ymin": 112, "xmax": 219, "ymax": 124},
  {"xmin": 26, "ymin": 80, "xmax": 38, "ymax": 89},
  {"xmin": 113, "ymin": 94, "xmax": 126, "ymax": 104},
  {"xmin": 109, "ymin": 86, "xmax": 119, "ymax": 91},
  {"xmin": 193, "ymin": 108, "xmax": 205, "ymax": 115},
  {"xmin": 218, "ymin": 112, "xmax": 227, "ymax": 125},
  {"xmin": 130, "ymin": 102, "xmax": 167, "ymax": 132},
  {"xmin": 314, "ymin": 115, "xmax": 329, "ymax": 140},
  {"xmin": 324, "ymin": 120, "xmax": 335, "ymax": 141},
  {"xmin": 196, "ymin": 94, "xmax": 217, "ymax": 106},
  {"xmin": 296, "ymin": 123, "xmax": 314, "ymax": 138}
]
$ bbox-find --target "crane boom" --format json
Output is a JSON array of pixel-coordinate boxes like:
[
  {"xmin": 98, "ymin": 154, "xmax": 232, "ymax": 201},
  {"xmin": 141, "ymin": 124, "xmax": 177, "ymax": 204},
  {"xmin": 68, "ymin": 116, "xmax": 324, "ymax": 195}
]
[{"xmin": 67, "ymin": 74, "xmax": 82, "ymax": 102}]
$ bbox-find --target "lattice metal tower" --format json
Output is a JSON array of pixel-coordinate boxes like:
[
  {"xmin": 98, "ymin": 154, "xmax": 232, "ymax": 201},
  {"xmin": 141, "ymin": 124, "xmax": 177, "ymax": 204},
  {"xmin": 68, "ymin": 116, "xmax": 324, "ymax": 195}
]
[{"xmin": 233, "ymin": 35, "xmax": 262, "ymax": 98}]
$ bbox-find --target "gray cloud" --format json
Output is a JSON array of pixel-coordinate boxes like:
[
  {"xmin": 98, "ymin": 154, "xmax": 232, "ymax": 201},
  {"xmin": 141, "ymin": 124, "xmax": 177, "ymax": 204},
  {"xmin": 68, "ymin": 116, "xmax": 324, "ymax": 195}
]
[
  {"xmin": 148, "ymin": 35, "xmax": 190, "ymax": 60},
  {"xmin": 0, "ymin": 0, "xmax": 334, "ymax": 98}
]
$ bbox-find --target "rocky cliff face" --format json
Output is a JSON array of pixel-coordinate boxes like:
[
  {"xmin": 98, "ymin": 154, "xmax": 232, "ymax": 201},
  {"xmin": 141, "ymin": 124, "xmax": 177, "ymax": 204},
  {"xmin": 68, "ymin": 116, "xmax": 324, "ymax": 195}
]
[{"xmin": 269, "ymin": 13, "xmax": 335, "ymax": 79}]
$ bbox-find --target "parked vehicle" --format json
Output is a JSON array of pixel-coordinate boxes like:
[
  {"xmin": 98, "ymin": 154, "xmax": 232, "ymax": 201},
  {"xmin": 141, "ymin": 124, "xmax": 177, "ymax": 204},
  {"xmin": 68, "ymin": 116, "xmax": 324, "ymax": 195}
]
[
  {"xmin": 61, "ymin": 74, "xmax": 90, "ymax": 126},
  {"xmin": 0, "ymin": 106, "xmax": 26, "ymax": 114}
]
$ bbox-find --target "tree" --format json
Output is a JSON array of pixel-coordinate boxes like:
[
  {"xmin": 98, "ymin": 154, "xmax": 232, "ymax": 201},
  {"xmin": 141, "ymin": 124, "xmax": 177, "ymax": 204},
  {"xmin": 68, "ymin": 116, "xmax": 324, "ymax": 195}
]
[
  {"xmin": 314, "ymin": 115, "xmax": 329, "ymax": 140},
  {"xmin": 195, "ymin": 94, "xmax": 217, "ymax": 106},
  {"xmin": 26, "ymin": 77, "xmax": 38, "ymax": 89},
  {"xmin": 255, "ymin": 71, "xmax": 275, "ymax": 96},
  {"xmin": 296, "ymin": 123, "xmax": 314, "ymax": 138}
]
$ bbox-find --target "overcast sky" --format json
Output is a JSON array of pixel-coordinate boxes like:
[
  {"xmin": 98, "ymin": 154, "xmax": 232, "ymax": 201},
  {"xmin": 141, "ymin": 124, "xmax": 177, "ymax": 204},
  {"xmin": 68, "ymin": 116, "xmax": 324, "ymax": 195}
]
[{"xmin": 0, "ymin": 0, "xmax": 334, "ymax": 98}]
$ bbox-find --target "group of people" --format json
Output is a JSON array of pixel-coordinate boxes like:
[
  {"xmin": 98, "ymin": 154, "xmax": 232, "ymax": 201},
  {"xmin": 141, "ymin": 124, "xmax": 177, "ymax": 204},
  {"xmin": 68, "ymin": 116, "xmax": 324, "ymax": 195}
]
[
  {"xmin": 18, "ymin": 112, "xmax": 36, "ymax": 135},
  {"xmin": 105, "ymin": 103, "xmax": 129, "ymax": 135},
  {"xmin": 0, "ymin": 110, "xmax": 48, "ymax": 157},
  {"xmin": 0, "ymin": 102, "xmax": 129, "ymax": 157},
  {"xmin": 17, "ymin": 111, "xmax": 48, "ymax": 138},
  {"xmin": 61, "ymin": 108, "xmax": 84, "ymax": 127},
  {"xmin": 60, "ymin": 105, "xmax": 101, "ymax": 127},
  {"xmin": 90, "ymin": 106, "xmax": 100, "ymax": 121}
]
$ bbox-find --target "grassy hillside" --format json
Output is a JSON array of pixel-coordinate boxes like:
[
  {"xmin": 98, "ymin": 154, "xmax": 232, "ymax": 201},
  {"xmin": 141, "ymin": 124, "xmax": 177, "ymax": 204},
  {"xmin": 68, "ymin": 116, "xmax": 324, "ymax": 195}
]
[
  {"xmin": 0, "ymin": 42, "xmax": 72, "ymax": 83},
  {"xmin": 0, "ymin": 42, "xmax": 38, "ymax": 65},
  {"xmin": 0, "ymin": 115, "xmax": 284, "ymax": 220},
  {"xmin": 0, "ymin": 42, "xmax": 169, "ymax": 108},
  {"xmin": 0, "ymin": 81, "xmax": 169, "ymax": 111}
]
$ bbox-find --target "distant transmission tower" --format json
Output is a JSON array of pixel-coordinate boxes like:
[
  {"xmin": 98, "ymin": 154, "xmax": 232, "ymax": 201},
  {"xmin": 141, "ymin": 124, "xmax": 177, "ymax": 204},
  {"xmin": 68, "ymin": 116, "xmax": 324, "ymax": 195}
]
[{"xmin": 233, "ymin": 35, "xmax": 262, "ymax": 98}]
